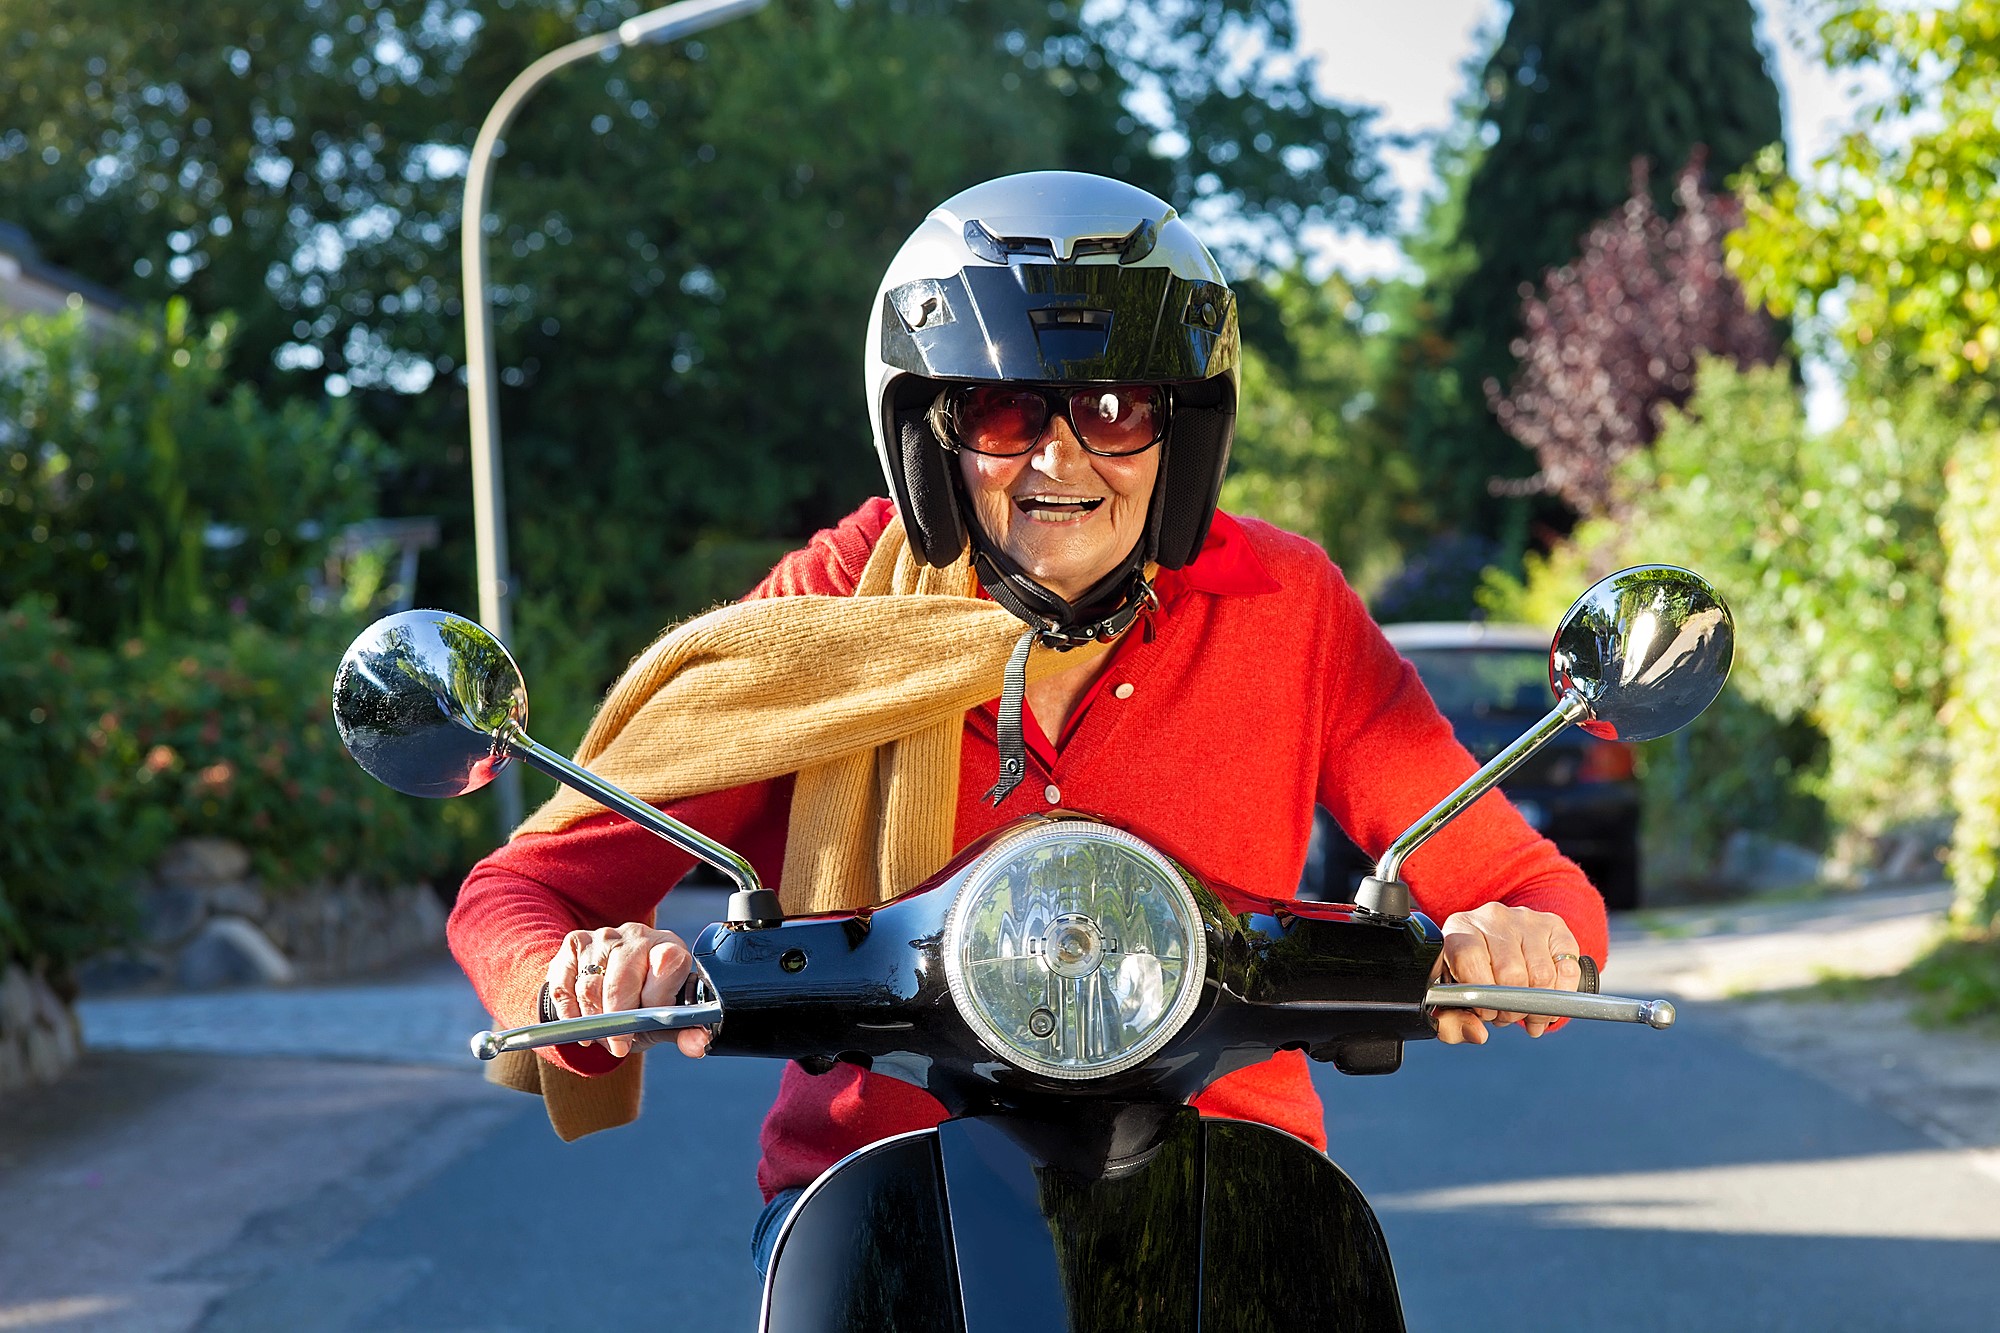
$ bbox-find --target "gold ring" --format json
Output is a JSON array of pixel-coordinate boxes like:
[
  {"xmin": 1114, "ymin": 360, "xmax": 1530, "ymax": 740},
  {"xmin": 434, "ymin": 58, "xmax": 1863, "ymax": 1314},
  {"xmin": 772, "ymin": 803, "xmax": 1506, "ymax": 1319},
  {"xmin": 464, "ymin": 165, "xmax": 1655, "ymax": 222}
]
[
  {"xmin": 580, "ymin": 963, "xmax": 605, "ymax": 976},
  {"xmin": 1552, "ymin": 952, "xmax": 1580, "ymax": 965}
]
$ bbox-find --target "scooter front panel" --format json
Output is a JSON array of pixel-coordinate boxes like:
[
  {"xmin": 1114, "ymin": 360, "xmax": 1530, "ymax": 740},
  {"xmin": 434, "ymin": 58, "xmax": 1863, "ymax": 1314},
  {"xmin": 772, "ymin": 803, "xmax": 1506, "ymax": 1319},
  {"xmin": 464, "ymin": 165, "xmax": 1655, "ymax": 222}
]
[
  {"xmin": 1199, "ymin": 1121, "xmax": 1407, "ymax": 1332},
  {"xmin": 761, "ymin": 1130, "xmax": 963, "ymax": 1333},
  {"xmin": 937, "ymin": 1112, "xmax": 1201, "ymax": 1333}
]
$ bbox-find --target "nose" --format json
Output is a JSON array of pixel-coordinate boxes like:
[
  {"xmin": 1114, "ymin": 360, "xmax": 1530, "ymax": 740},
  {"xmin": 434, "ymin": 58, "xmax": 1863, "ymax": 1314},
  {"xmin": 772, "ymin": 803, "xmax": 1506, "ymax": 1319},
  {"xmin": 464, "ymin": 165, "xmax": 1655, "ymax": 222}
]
[{"xmin": 1026, "ymin": 413, "xmax": 1088, "ymax": 478}]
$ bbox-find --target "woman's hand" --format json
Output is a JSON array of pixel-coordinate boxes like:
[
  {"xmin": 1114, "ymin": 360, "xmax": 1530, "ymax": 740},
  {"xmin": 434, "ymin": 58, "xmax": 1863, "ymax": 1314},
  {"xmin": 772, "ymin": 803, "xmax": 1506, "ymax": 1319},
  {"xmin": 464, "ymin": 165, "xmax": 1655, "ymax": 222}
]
[
  {"xmin": 1434, "ymin": 903, "xmax": 1585, "ymax": 1045},
  {"xmin": 546, "ymin": 922, "xmax": 710, "ymax": 1059}
]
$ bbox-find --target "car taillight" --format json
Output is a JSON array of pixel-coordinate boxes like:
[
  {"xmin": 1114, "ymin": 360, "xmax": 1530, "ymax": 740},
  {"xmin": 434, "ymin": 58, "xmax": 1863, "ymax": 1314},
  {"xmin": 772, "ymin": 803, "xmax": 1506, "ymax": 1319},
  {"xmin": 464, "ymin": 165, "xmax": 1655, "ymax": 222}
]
[{"xmin": 1579, "ymin": 741, "xmax": 1636, "ymax": 783}]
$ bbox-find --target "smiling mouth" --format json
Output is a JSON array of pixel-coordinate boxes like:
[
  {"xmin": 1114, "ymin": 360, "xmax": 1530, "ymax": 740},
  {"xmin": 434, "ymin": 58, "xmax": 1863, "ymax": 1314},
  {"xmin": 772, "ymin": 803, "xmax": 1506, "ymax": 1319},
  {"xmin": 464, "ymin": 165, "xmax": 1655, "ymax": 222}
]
[{"xmin": 1016, "ymin": 494, "xmax": 1105, "ymax": 522}]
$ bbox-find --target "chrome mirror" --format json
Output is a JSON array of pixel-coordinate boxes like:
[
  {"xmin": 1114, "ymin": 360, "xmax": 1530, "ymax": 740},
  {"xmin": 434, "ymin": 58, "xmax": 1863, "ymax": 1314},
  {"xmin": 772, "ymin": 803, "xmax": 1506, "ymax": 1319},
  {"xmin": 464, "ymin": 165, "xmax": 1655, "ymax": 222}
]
[
  {"xmin": 331, "ymin": 610, "xmax": 526, "ymax": 798},
  {"xmin": 1551, "ymin": 565, "xmax": 1734, "ymax": 743},
  {"xmin": 331, "ymin": 610, "xmax": 766, "ymax": 900},
  {"xmin": 1360, "ymin": 566, "xmax": 1733, "ymax": 914}
]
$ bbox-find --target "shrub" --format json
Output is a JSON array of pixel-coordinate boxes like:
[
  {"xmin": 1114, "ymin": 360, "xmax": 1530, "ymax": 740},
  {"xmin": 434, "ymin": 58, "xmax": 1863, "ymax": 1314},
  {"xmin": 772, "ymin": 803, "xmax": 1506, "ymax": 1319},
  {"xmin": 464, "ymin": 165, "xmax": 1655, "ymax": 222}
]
[
  {"xmin": 1941, "ymin": 431, "xmax": 2000, "ymax": 929},
  {"xmin": 0, "ymin": 303, "xmax": 379, "ymax": 645},
  {"xmin": 1626, "ymin": 362, "xmax": 1953, "ymax": 846},
  {"xmin": 1480, "ymin": 358, "xmax": 1952, "ymax": 876},
  {"xmin": 0, "ymin": 602, "xmax": 158, "ymax": 976},
  {"xmin": 109, "ymin": 614, "xmax": 462, "ymax": 893},
  {"xmin": 0, "ymin": 598, "xmax": 466, "ymax": 977}
]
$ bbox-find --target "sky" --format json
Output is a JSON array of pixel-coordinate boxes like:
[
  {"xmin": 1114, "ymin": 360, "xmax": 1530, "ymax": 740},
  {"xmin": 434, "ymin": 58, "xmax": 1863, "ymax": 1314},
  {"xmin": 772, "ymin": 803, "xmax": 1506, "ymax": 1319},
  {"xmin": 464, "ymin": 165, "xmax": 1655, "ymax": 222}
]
[{"xmin": 1289, "ymin": 0, "xmax": 1864, "ymax": 280}]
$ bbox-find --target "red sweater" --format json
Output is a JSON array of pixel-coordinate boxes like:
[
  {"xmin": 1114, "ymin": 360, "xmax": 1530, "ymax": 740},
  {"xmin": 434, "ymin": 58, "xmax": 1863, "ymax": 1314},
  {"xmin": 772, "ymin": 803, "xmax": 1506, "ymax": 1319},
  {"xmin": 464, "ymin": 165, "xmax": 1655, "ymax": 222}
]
[{"xmin": 450, "ymin": 499, "xmax": 1609, "ymax": 1200}]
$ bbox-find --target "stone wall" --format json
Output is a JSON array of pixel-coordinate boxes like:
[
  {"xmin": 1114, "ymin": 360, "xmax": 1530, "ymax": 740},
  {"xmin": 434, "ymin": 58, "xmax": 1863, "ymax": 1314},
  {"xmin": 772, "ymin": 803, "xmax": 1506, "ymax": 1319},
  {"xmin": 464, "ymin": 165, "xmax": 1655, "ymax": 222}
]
[
  {"xmin": 0, "ymin": 964, "xmax": 81, "ymax": 1096},
  {"xmin": 75, "ymin": 837, "xmax": 447, "ymax": 993}
]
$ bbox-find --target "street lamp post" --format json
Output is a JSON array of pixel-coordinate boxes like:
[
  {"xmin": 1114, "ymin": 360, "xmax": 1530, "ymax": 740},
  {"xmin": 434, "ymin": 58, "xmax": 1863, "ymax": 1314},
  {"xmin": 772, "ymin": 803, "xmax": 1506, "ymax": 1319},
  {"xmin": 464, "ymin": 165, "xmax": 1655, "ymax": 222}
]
[{"xmin": 462, "ymin": 0, "xmax": 767, "ymax": 834}]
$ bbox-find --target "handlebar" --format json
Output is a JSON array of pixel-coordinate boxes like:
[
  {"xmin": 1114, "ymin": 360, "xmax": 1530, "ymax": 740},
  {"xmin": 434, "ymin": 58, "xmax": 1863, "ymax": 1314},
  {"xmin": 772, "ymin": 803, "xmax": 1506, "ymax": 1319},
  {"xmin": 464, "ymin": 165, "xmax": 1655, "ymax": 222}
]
[
  {"xmin": 466, "ymin": 980, "xmax": 1674, "ymax": 1065},
  {"xmin": 470, "ymin": 1000, "xmax": 724, "ymax": 1060}
]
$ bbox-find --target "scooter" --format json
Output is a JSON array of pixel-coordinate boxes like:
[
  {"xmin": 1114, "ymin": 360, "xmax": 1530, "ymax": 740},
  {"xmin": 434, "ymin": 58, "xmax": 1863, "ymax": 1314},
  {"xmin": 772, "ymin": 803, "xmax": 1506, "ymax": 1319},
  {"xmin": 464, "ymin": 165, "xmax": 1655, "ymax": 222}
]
[{"xmin": 331, "ymin": 564, "xmax": 1731, "ymax": 1332}]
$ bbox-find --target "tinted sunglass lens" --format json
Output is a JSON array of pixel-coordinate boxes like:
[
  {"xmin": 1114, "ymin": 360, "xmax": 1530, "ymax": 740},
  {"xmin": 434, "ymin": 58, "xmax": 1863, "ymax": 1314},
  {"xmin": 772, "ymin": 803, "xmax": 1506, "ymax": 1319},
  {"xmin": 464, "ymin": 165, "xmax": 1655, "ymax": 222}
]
[
  {"xmin": 1069, "ymin": 386, "xmax": 1163, "ymax": 455},
  {"xmin": 955, "ymin": 387, "xmax": 1048, "ymax": 456}
]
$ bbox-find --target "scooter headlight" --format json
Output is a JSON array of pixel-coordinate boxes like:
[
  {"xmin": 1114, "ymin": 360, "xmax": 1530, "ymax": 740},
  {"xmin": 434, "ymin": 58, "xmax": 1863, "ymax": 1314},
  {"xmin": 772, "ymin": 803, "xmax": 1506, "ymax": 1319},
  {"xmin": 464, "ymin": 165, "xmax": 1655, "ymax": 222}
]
[{"xmin": 942, "ymin": 822, "xmax": 1208, "ymax": 1080}]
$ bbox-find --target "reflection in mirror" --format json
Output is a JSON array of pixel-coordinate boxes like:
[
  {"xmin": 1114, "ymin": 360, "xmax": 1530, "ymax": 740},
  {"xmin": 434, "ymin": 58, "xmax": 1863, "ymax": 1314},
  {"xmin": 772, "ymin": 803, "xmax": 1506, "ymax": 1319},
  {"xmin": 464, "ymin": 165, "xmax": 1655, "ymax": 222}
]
[
  {"xmin": 1552, "ymin": 565, "xmax": 1734, "ymax": 743},
  {"xmin": 331, "ymin": 610, "xmax": 528, "ymax": 798}
]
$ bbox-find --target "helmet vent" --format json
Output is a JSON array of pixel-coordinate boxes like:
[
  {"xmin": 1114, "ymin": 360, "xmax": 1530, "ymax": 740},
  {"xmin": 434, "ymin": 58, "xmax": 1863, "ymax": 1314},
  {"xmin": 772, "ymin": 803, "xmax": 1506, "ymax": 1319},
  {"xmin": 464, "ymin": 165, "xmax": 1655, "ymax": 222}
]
[
  {"xmin": 1028, "ymin": 307, "xmax": 1113, "ymax": 365},
  {"xmin": 965, "ymin": 217, "xmax": 1161, "ymax": 265}
]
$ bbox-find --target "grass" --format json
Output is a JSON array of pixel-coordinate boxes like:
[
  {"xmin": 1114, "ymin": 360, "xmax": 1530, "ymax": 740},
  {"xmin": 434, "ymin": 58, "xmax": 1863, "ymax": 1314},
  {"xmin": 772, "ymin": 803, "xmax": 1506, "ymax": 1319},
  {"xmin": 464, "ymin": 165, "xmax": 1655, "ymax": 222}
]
[
  {"xmin": 1904, "ymin": 931, "xmax": 2000, "ymax": 1029},
  {"xmin": 1775, "ymin": 930, "xmax": 2000, "ymax": 1033}
]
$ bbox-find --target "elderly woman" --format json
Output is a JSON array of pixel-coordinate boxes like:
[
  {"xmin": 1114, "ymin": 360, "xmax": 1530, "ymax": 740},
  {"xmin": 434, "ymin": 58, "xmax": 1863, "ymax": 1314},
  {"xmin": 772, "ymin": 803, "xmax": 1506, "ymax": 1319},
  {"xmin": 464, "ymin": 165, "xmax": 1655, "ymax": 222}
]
[{"xmin": 449, "ymin": 172, "xmax": 1605, "ymax": 1276}]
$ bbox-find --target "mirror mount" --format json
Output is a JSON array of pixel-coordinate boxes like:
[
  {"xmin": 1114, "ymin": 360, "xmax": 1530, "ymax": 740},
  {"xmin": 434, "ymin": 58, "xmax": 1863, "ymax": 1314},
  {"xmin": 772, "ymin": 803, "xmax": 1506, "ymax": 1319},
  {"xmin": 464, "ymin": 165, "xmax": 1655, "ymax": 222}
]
[
  {"xmin": 492, "ymin": 720, "xmax": 769, "ymax": 905},
  {"xmin": 1361, "ymin": 693, "xmax": 1590, "ymax": 917}
]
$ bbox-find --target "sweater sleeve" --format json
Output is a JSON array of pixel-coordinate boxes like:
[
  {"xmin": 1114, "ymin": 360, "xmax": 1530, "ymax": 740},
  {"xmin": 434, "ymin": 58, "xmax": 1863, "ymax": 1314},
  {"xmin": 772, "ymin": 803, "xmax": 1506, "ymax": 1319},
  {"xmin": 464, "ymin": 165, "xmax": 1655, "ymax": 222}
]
[
  {"xmin": 447, "ymin": 497, "xmax": 898, "ymax": 1074},
  {"xmin": 448, "ymin": 777, "xmax": 795, "ymax": 1075},
  {"xmin": 1313, "ymin": 567, "xmax": 1609, "ymax": 972}
]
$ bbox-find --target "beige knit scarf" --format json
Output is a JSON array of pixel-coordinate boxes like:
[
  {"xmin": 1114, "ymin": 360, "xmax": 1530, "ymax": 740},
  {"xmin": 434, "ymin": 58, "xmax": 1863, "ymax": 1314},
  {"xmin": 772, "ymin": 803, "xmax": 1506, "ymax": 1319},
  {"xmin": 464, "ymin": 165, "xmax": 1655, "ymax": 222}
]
[{"xmin": 490, "ymin": 517, "xmax": 1107, "ymax": 1139}]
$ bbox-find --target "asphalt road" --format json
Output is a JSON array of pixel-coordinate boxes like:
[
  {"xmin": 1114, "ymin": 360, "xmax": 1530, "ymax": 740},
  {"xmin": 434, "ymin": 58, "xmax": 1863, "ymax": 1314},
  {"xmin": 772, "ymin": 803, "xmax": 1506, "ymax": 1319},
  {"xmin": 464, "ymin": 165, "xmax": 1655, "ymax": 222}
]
[{"xmin": 17, "ymin": 887, "xmax": 2000, "ymax": 1332}]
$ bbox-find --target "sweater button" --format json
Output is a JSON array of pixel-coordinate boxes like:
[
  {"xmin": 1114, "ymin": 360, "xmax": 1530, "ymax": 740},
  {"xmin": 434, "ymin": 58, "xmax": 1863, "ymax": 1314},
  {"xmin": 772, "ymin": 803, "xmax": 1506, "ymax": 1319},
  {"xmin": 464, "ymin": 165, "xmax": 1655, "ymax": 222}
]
[
  {"xmin": 1044, "ymin": 784, "xmax": 1062, "ymax": 805},
  {"xmin": 1113, "ymin": 682, "xmax": 1135, "ymax": 699}
]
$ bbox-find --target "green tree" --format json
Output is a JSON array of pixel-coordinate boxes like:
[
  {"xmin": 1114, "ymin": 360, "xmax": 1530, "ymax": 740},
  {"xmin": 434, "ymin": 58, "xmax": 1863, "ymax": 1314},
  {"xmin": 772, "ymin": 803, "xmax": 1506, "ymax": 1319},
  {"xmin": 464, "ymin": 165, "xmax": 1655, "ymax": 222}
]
[
  {"xmin": 1222, "ymin": 271, "xmax": 1414, "ymax": 593},
  {"xmin": 1731, "ymin": 0, "xmax": 2000, "ymax": 408},
  {"xmin": 0, "ymin": 303, "xmax": 378, "ymax": 645},
  {"xmin": 1417, "ymin": 0, "xmax": 1784, "ymax": 541},
  {"xmin": 0, "ymin": 0, "xmax": 1392, "ymax": 749}
]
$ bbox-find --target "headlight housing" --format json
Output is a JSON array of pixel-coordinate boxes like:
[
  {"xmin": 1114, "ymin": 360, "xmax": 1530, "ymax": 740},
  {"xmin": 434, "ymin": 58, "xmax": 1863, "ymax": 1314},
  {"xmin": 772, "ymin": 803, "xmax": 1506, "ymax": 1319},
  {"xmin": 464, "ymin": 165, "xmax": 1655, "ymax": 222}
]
[{"xmin": 942, "ymin": 821, "xmax": 1208, "ymax": 1080}]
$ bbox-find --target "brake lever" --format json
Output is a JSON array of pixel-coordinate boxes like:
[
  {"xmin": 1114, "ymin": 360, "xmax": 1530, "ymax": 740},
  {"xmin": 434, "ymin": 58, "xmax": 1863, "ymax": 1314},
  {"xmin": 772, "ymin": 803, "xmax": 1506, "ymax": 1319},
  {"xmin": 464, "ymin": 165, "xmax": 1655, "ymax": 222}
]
[
  {"xmin": 1423, "ymin": 984, "xmax": 1675, "ymax": 1029},
  {"xmin": 470, "ymin": 1000, "xmax": 724, "ymax": 1060}
]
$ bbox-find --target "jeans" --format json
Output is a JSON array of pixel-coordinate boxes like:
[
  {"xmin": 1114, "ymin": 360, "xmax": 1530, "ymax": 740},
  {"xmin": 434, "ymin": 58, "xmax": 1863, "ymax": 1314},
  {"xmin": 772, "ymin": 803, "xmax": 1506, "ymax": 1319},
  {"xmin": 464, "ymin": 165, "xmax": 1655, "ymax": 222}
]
[{"xmin": 750, "ymin": 1186, "xmax": 805, "ymax": 1281}]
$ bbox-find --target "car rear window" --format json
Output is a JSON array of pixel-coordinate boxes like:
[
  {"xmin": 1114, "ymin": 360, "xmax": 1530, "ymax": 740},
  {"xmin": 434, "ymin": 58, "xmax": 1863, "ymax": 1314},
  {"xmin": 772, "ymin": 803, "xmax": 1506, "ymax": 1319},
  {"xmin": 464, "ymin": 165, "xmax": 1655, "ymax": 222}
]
[{"xmin": 1401, "ymin": 648, "xmax": 1550, "ymax": 719}]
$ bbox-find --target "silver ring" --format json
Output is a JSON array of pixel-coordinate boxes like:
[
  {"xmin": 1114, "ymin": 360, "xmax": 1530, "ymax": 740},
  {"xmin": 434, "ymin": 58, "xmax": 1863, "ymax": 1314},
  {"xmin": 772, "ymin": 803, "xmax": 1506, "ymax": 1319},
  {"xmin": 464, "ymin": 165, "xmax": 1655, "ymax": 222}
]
[
  {"xmin": 580, "ymin": 963, "xmax": 604, "ymax": 976},
  {"xmin": 1552, "ymin": 952, "xmax": 1580, "ymax": 965}
]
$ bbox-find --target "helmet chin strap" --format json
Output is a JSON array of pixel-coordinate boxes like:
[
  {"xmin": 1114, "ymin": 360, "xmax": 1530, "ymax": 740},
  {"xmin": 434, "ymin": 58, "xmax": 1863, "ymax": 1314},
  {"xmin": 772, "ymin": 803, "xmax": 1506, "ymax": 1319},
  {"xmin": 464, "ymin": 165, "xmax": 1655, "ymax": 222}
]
[
  {"xmin": 968, "ymin": 538, "xmax": 1158, "ymax": 805},
  {"xmin": 970, "ymin": 540, "xmax": 1156, "ymax": 648}
]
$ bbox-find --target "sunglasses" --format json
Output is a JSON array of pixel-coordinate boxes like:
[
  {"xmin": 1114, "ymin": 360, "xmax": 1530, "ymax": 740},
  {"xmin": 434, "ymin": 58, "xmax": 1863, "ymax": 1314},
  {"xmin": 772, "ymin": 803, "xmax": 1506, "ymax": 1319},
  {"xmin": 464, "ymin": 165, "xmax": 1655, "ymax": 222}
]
[{"xmin": 936, "ymin": 383, "xmax": 1169, "ymax": 458}]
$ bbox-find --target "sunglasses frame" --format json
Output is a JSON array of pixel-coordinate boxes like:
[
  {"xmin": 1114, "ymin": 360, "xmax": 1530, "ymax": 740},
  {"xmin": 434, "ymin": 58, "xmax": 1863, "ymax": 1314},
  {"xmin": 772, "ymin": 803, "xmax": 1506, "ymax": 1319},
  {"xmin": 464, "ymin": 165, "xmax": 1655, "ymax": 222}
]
[{"xmin": 932, "ymin": 382, "xmax": 1173, "ymax": 459}]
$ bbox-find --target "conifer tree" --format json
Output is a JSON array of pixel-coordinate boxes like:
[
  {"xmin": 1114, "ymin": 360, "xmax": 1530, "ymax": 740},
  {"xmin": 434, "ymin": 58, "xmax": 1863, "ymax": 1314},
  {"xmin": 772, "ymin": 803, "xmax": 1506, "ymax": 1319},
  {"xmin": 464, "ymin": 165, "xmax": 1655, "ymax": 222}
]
[{"xmin": 1414, "ymin": 0, "xmax": 1784, "ymax": 540}]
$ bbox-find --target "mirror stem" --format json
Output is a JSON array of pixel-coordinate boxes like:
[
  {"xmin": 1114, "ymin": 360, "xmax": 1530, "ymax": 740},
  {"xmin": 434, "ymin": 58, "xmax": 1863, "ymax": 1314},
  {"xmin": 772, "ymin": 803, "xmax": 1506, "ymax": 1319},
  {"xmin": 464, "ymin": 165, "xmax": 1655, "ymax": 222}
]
[
  {"xmin": 499, "ymin": 723, "xmax": 766, "ymax": 897},
  {"xmin": 1374, "ymin": 692, "xmax": 1590, "ymax": 885}
]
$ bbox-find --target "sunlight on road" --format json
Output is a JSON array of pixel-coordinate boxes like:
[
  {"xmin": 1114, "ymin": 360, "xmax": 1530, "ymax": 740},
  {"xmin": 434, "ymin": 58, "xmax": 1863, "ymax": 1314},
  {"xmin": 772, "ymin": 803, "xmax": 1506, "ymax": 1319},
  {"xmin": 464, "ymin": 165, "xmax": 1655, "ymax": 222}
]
[
  {"xmin": 0, "ymin": 1296, "xmax": 126, "ymax": 1330},
  {"xmin": 1377, "ymin": 1148, "xmax": 2000, "ymax": 1239}
]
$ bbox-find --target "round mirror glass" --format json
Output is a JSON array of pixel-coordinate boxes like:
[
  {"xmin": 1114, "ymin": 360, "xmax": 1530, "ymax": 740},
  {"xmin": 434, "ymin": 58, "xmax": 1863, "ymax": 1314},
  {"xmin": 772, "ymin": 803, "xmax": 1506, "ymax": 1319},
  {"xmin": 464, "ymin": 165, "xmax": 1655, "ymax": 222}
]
[
  {"xmin": 1551, "ymin": 566, "xmax": 1733, "ymax": 743},
  {"xmin": 331, "ymin": 610, "xmax": 527, "ymax": 797}
]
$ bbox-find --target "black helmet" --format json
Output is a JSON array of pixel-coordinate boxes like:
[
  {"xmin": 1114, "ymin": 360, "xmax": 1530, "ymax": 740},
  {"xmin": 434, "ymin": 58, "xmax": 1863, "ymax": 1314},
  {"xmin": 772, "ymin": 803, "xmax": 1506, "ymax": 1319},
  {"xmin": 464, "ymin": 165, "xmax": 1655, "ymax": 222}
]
[{"xmin": 865, "ymin": 171, "xmax": 1240, "ymax": 644}]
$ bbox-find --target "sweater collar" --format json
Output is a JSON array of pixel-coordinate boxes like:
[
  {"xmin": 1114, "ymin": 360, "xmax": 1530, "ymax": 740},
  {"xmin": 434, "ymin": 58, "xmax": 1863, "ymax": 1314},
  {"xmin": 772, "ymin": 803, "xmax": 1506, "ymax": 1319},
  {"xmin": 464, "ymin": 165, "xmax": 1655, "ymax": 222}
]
[{"xmin": 1158, "ymin": 511, "xmax": 1281, "ymax": 599}]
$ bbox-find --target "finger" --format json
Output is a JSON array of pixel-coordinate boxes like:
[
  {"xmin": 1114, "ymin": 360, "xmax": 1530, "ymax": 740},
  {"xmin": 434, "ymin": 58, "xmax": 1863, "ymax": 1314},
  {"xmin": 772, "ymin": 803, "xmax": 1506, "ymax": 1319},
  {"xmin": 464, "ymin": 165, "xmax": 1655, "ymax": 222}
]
[
  {"xmin": 1435, "ymin": 1009, "xmax": 1488, "ymax": 1045},
  {"xmin": 643, "ymin": 936, "xmax": 693, "ymax": 1009},
  {"xmin": 1482, "ymin": 924, "xmax": 1533, "ymax": 1026},
  {"xmin": 1549, "ymin": 919, "xmax": 1585, "ymax": 994},
  {"xmin": 1441, "ymin": 919, "xmax": 1499, "ymax": 1022},
  {"xmin": 1521, "ymin": 920, "xmax": 1561, "ymax": 992},
  {"xmin": 676, "ymin": 1027, "xmax": 710, "ymax": 1058},
  {"xmin": 1524, "ymin": 1016, "xmax": 1553, "ymax": 1038},
  {"xmin": 548, "ymin": 931, "xmax": 592, "ymax": 1022},
  {"xmin": 573, "ymin": 929, "xmax": 622, "ymax": 1047},
  {"xmin": 600, "ymin": 938, "xmax": 652, "ymax": 1058}
]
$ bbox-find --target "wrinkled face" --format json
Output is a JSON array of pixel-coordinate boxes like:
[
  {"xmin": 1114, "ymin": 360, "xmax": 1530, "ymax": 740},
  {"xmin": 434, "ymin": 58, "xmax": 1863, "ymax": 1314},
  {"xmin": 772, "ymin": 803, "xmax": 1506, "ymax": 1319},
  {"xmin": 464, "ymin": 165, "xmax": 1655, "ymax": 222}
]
[{"xmin": 957, "ymin": 407, "xmax": 1160, "ymax": 603}]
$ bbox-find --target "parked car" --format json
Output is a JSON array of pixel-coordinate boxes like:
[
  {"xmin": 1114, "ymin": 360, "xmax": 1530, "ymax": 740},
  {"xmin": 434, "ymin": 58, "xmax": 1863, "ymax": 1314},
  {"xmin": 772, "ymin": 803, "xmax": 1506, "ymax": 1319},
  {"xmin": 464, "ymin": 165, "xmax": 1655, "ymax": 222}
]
[{"xmin": 1300, "ymin": 622, "xmax": 1643, "ymax": 911}]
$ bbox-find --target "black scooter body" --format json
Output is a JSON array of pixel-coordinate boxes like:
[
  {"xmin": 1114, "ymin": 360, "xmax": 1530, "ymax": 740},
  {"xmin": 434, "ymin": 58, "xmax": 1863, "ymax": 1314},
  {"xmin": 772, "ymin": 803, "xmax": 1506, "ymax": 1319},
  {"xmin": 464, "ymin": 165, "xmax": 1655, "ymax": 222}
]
[
  {"xmin": 696, "ymin": 813, "xmax": 1435, "ymax": 1331},
  {"xmin": 761, "ymin": 1109, "xmax": 1404, "ymax": 1333}
]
